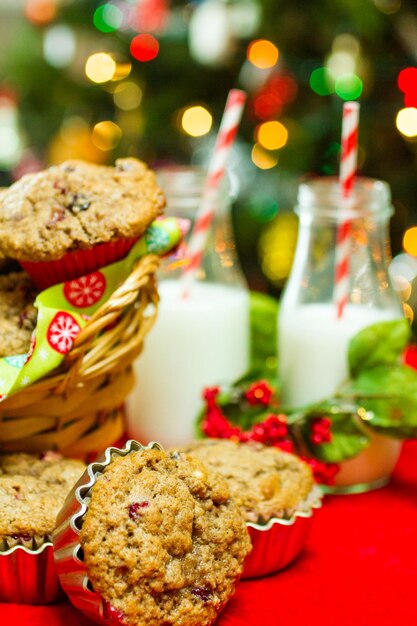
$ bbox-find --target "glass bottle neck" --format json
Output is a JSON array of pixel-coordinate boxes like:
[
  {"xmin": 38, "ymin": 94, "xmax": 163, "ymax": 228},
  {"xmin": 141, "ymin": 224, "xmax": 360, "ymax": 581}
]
[
  {"xmin": 156, "ymin": 167, "xmax": 247, "ymax": 289},
  {"xmin": 282, "ymin": 178, "xmax": 402, "ymax": 314}
]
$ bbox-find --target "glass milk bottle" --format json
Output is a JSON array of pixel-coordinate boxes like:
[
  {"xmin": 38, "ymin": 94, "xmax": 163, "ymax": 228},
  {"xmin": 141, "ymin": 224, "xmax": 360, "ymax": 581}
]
[
  {"xmin": 278, "ymin": 177, "xmax": 403, "ymax": 492},
  {"xmin": 126, "ymin": 167, "xmax": 250, "ymax": 447}
]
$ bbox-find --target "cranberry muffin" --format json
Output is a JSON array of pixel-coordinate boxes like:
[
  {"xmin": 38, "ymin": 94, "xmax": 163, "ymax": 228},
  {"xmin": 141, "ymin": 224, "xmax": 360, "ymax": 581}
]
[
  {"xmin": 54, "ymin": 442, "xmax": 251, "ymax": 625},
  {"xmin": 0, "ymin": 271, "xmax": 38, "ymax": 357}
]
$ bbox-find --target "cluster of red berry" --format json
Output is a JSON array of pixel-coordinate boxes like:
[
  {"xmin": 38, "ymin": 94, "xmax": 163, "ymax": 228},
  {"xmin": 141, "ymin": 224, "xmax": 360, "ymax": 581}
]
[{"xmin": 202, "ymin": 381, "xmax": 339, "ymax": 486}]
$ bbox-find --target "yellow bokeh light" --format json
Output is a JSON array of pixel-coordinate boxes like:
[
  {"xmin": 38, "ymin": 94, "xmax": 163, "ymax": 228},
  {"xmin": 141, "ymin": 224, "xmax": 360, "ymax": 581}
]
[
  {"xmin": 251, "ymin": 143, "xmax": 278, "ymax": 170},
  {"xmin": 256, "ymin": 121, "xmax": 288, "ymax": 151},
  {"xmin": 403, "ymin": 302, "xmax": 414, "ymax": 323},
  {"xmin": 181, "ymin": 106, "xmax": 212, "ymax": 137},
  {"xmin": 112, "ymin": 62, "xmax": 132, "ymax": 81},
  {"xmin": 113, "ymin": 82, "xmax": 143, "ymax": 110},
  {"xmin": 85, "ymin": 52, "xmax": 116, "ymax": 83},
  {"xmin": 247, "ymin": 39, "xmax": 279, "ymax": 69},
  {"xmin": 403, "ymin": 226, "xmax": 417, "ymax": 255},
  {"xmin": 258, "ymin": 213, "xmax": 298, "ymax": 284},
  {"xmin": 92, "ymin": 121, "xmax": 122, "ymax": 150},
  {"xmin": 396, "ymin": 107, "xmax": 417, "ymax": 138}
]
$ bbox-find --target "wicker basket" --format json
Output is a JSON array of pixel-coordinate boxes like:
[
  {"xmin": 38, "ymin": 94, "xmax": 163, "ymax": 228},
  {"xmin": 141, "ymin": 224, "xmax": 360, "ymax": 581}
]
[{"xmin": 0, "ymin": 254, "xmax": 160, "ymax": 456}]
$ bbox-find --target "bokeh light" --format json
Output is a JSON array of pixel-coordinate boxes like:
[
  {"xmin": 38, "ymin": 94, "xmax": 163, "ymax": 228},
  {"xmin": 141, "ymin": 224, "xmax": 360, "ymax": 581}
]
[
  {"xmin": 85, "ymin": 53, "xmax": 116, "ymax": 83},
  {"xmin": 247, "ymin": 195, "xmax": 279, "ymax": 223},
  {"xmin": 256, "ymin": 121, "xmax": 288, "ymax": 150},
  {"xmin": 43, "ymin": 25, "xmax": 76, "ymax": 68},
  {"xmin": 258, "ymin": 213, "xmax": 298, "ymax": 284},
  {"xmin": 25, "ymin": 0, "xmax": 56, "ymax": 25},
  {"xmin": 335, "ymin": 73, "xmax": 363, "ymax": 100},
  {"xmin": 92, "ymin": 120, "xmax": 122, "ymax": 150},
  {"xmin": 113, "ymin": 82, "xmax": 142, "ymax": 110},
  {"xmin": 94, "ymin": 4, "xmax": 123, "ymax": 33},
  {"xmin": 396, "ymin": 107, "xmax": 417, "ymax": 138},
  {"xmin": 181, "ymin": 106, "xmax": 212, "ymax": 137},
  {"xmin": 327, "ymin": 51, "xmax": 356, "ymax": 78},
  {"xmin": 49, "ymin": 117, "xmax": 105, "ymax": 164},
  {"xmin": 247, "ymin": 40, "xmax": 279, "ymax": 69},
  {"xmin": 403, "ymin": 302, "xmax": 414, "ymax": 323},
  {"xmin": 398, "ymin": 68, "xmax": 417, "ymax": 93},
  {"xmin": 310, "ymin": 67, "xmax": 335, "ymax": 96},
  {"xmin": 374, "ymin": 0, "xmax": 401, "ymax": 13},
  {"xmin": 130, "ymin": 34, "xmax": 159, "ymax": 62},
  {"xmin": 112, "ymin": 62, "xmax": 132, "ymax": 81},
  {"xmin": 403, "ymin": 227, "xmax": 417, "ymax": 255},
  {"xmin": 251, "ymin": 144, "xmax": 279, "ymax": 169}
]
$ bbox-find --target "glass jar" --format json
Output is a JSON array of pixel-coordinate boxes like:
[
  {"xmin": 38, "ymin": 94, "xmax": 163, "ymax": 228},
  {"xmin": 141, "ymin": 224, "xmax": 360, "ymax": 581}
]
[
  {"xmin": 126, "ymin": 166, "xmax": 250, "ymax": 447},
  {"xmin": 278, "ymin": 177, "xmax": 404, "ymax": 492}
]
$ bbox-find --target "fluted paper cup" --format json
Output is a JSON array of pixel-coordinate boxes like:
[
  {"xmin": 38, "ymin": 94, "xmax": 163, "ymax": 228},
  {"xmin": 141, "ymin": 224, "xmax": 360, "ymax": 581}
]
[
  {"xmin": 20, "ymin": 238, "xmax": 138, "ymax": 290},
  {"xmin": 242, "ymin": 486, "xmax": 322, "ymax": 579},
  {"xmin": 52, "ymin": 440, "xmax": 163, "ymax": 625},
  {"xmin": 0, "ymin": 539, "xmax": 62, "ymax": 604}
]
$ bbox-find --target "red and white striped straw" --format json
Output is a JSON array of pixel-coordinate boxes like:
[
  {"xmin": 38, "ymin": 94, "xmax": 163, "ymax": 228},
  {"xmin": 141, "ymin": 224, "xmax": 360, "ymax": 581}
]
[
  {"xmin": 334, "ymin": 101, "xmax": 360, "ymax": 318},
  {"xmin": 180, "ymin": 89, "xmax": 247, "ymax": 297}
]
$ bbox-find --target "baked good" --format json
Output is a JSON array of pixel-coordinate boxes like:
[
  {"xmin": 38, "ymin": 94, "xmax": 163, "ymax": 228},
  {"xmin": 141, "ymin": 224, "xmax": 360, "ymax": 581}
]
[
  {"xmin": 0, "ymin": 452, "xmax": 85, "ymax": 546},
  {"xmin": 178, "ymin": 439, "xmax": 314, "ymax": 523},
  {"xmin": 0, "ymin": 271, "xmax": 38, "ymax": 357},
  {"xmin": 0, "ymin": 452, "xmax": 85, "ymax": 604},
  {"xmin": 0, "ymin": 158, "xmax": 165, "ymax": 262},
  {"xmin": 0, "ymin": 158, "xmax": 166, "ymax": 289},
  {"xmin": 56, "ymin": 442, "xmax": 251, "ymax": 626},
  {"xmin": 178, "ymin": 439, "xmax": 322, "ymax": 578}
]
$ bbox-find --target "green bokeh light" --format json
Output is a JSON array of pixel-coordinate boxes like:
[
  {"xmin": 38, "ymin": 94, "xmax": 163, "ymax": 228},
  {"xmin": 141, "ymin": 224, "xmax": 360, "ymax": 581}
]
[
  {"xmin": 248, "ymin": 196, "xmax": 279, "ymax": 223},
  {"xmin": 310, "ymin": 67, "xmax": 335, "ymax": 96},
  {"xmin": 93, "ymin": 4, "xmax": 123, "ymax": 33},
  {"xmin": 335, "ymin": 73, "xmax": 363, "ymax": 100}
]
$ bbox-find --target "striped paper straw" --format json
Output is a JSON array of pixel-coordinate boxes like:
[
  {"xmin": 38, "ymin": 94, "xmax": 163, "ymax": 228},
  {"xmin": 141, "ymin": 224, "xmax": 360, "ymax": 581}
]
[
  {"xmin": 334, "ymin": 101, "xmax": 360, "ymax": 318},
  {"xmin": 180, "ymin": 89, "xmax": 247, "ymax": 297}
]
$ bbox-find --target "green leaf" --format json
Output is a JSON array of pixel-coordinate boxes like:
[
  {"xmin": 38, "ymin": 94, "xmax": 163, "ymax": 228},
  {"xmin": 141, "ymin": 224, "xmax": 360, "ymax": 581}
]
[
  {"xmin": 348, "ymin": 319, "xmax": 411, "ymax": 378},
  {"xmin": 343, "ymin": 364, "xmax": 417, "ymax": 438},
  {"xmin": 301, "ymin": 406, "xmax": 370, "ymax": 463},
  {"xmin": 250, "ymin": 292, "xmax": 279, "ymax": 380}
]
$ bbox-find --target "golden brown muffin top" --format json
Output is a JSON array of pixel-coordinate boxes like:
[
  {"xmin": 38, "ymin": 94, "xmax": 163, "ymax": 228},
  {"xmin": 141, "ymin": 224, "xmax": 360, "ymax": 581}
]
[
  {"xmin": 178, "ymin": 439, "xmax": 314, "ymax": 524},
  {"xmin": 0, "ymin": 271, "xmax": 38, "ymax": 357},
  {"xmin": 80, "ymin": 448, "xmax": 251, "ymax": 626},
  {"xmin": 0, "ymin": 158, "xmax": 165, "ymax": 262},
  {"xmin": 0, "ymin": 452, "xmax": 85, "ymax": 543}
]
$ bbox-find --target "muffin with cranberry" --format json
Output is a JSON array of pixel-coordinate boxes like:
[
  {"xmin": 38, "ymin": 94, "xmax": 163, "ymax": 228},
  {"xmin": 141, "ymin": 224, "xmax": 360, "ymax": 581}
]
[
  {"xmin": 0, "ymin": 452, "xmax": 85, "ymax": 603},
  {"xmin": 0, "ymin": 158, "xmax": 166, "ymax": 288},
  {"xmin": 53, "ymin": 440, "xmax": 251, "ymax": 625},
  {"xmin": 0, "ymin": 271, "xmax": 38, "ymax": 357},
  {"xmin": 178, "ymin": 439, "xmax": 322, "ymax": 578}
]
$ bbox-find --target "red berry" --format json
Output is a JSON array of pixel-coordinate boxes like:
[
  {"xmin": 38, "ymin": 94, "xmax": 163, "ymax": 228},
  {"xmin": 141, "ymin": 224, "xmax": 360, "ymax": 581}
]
[
  {"xmin": 244, "ymin": 380, "xmax": 273, "ymax": 406},
  {"xmin": 128, "ymin": 501, "xmax": 149, "ymax": 520}
]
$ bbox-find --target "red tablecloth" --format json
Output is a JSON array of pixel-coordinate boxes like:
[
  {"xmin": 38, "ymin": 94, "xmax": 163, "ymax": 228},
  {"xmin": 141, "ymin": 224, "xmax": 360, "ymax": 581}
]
[{"xmin": 1, "ymin": 440, "xmax": 417, "ymax": 626}]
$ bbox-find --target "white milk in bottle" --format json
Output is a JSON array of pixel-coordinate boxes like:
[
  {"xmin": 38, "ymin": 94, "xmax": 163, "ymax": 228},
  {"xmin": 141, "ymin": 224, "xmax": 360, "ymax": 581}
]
[
  {"xmin": 127, "ymin": 281, "xmax": 249, "ymax": 446},
  {"xmin": 126, "ymin": 167, "xmax": 250, "ymax": 447},
  {"xmin": 278, "ymin": 177, "xmax": 404, "ymax": 492}
]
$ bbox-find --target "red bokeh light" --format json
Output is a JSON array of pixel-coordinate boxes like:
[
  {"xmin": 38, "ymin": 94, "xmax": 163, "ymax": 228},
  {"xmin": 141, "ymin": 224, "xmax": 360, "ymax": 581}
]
[
  {"xmin": 398, "ymin": 67, "xmax": 417, "ymax": 94},
  {"xmin": 404, "ymin": 92, "xmax": 417, "ymax": 107},
  {"xmin": 252, "ymin": 73, "xmax": 298, "ymax": 120},
  {"xmin": 130, "ymin": 34, "xmax": 159, "ymax": 62}
]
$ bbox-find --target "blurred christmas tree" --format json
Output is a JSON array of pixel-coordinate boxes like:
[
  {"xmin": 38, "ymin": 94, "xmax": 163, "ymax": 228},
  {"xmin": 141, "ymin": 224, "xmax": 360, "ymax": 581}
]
[{"xmin": 1, "ymin": 0, "xmax": 417, "ymax": 308}]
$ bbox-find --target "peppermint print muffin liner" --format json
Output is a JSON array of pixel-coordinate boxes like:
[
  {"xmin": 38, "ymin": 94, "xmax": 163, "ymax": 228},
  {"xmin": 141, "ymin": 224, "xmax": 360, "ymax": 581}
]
[
  {"xmin": 242, "ymin": 486, "xmax": 322, "ymax": 579},
  {"xmin": 0, "ymin": 537, "xmax": 62, "ymax": 604},
  {"xmin": 0, "ymin": 218, "xmax": 182, "ymax": 403},
  {"xmin": 20, "ymin": 238, "xmax": 139, "ymax": 290},
  {"xmin": 53, "ymin": 440, "xmax": 164, "ymax": 625}
]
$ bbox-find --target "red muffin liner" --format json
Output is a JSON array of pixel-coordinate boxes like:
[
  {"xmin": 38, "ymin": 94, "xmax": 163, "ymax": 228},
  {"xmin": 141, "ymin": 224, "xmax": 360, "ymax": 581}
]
[
  {"xmin": 53, "ymin": 440, "xmax": 163, "ymax": 625},
  {"xmin": 0, "ymin": 541, "xmax": 62, "ymax": 604},
  {"xmin": 19, "ymin": 238, "xmax": 138, "ymax": 290},
  {"xmin": 242, "ymin": 487, "xmax": 322, "ymax": 579}
]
